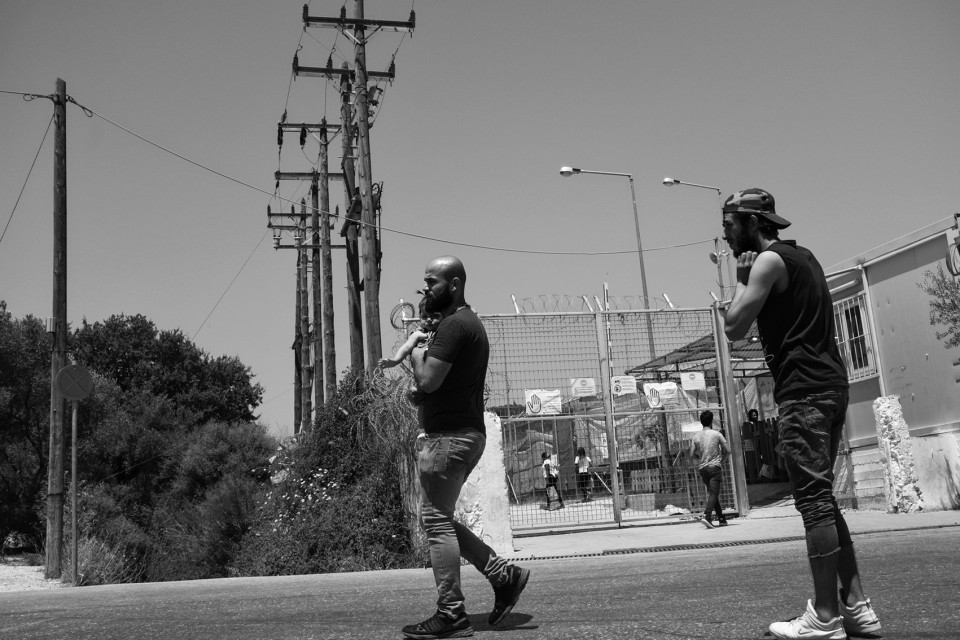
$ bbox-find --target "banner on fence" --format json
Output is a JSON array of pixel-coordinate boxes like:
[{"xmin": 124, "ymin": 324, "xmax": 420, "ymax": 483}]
[
  {"xmin": 569, "ymin": 378, "xmax": 597, "ymax": 397},
  {"xmin": 680, "ymin": 371, "xmax": 706, "ymax": 391},
  {"xmin": 611, "ymin": 375, "xmax": 638, "ymax": 396},
  {"xmin": 524, "ymin": 389, "xmax": 562, "ymax": 415}
]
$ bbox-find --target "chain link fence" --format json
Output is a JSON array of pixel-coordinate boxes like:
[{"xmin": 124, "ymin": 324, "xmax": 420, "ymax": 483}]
[{"xmin": 481, "ymin": 306, "xmax": 741, "ymax": 531}]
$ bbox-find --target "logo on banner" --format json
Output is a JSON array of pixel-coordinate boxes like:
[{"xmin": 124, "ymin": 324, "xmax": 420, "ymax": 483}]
[
  {"xmin": 645, "ymin": 386, "xmax": 662, "ymax": 408},
  {"xmin": 525, "ymin": 389, "xmax": 562, "ymax": 416},
  {"xmin": 569, "ymin": 378, "xmax": 597, "ymax": 397},
  {"xmin": 680, "ymin": 371, "xmax": 706, "ymax": 391},
  {"xmin": 611, "ymin": 375, "xmax": 637, "ymax": 396}
]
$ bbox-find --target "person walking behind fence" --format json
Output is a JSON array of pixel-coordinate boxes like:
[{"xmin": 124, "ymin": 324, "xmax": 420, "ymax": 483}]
[
  {"xmin": 541, "ymin": 452, "xmax": 564, "ymax": 510},
  {"xmin": 575, "ymin": 446, "xmax": 592, "ymax": 501},
  {"xmin": 405, "ymin": 255, "xmax": 530, "ymax": 639},
  {"xmin": 689, "ymin": 410, "xmax": 729, "ymax": 529},
  {"xmin": 721, "ymin": 189, "xmax": 881, "ymax": 639}
]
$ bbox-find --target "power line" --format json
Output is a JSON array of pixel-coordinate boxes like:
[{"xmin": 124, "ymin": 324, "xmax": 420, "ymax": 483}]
[
  {"xmin": 1, "ymin": 112, "xmax": 54, "ymax": 248},
  {"xmin": 191, "ymin": 229, "xmax": 270, "ymax": 341},
  {"xmin": 63, "ymin": 97, "xmax": 715, "ymax": 256}
]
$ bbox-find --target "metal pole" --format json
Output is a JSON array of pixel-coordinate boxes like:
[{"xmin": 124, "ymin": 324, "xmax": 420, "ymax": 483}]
[
  {"xmin": 714, "ymin": 237, "xmax": 725, "ymax": 298},
  {"xmin": 627, "ymin": 175, "xmax": 657, "ymax": 359},
  {"xmin": 71, "ymin": 401, "xmax": 78, "ymax": 586},
  {"xmin": 712, "ymin": 303, "xmax": 750, "ymax": 515},
  {"xmin": 595, "ymin": 308, "xmax": 622, "ymax": 524}
]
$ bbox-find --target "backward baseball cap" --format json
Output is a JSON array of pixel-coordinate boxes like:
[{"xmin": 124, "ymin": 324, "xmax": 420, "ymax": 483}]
[{"xmin": 722, "ymin": 188, "xmax": 791, "ymax": 229}]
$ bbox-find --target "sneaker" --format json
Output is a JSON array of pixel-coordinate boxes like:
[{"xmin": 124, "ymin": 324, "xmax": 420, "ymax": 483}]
[
  {"xmin": 839, "ymin": 592, "xmax": 881, "ymax": 637},
  {"xmin": 699, "ymin": 516, "xmax": 715, "ymax": 529},
  {"xmin": 488, "ymin": 565, "xmax": 530, "ymax": 625},
  {"xmin": 718, "ymin": 519, "xmax": 729, "ymax": 527},
  {"xmin": 768, "ymin": 600, "xmax": 846, "ymax": 639},
  {"xmin": 402, "ymin": 611, "xmax": 473, "ymax": 639}
]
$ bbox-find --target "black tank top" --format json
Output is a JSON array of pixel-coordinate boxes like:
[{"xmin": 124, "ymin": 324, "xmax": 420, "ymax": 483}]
[{"xmin": 756, "ymin": 240, "xmax": 848, "ymax": 402}]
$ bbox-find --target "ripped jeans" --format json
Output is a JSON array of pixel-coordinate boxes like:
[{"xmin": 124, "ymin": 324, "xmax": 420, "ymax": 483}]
[
  {"xmin": 778, "ymin": 388, "xmax": 854, "ymax": 556},
  {"xmin": 419, "ymin": 431, "xmax": 510, "ymax": 617}
]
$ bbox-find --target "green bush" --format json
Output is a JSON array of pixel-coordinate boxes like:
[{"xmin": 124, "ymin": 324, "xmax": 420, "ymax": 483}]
[
  {"xmin": 235, "ymin": 372, "xmax": 425, "ymax": 576},
  {"xmin": 62, "ymin": 484, "xmax": 151, "ymax": 585},
  {"xmin": 66, "ymin": 532, "xmax": 145, "ymax": 586}
]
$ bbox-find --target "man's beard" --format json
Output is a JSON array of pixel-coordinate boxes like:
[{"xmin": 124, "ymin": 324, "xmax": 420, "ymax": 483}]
[
  {"xmin": 424, "ymin": 287, "xmax": 454, "ymax": 313},
  {"xmin": 731, "ymin": 232, "xmax": 762, "ymax": 257}
]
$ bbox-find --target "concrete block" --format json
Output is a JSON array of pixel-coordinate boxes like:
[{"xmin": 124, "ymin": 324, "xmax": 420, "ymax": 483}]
[
  {"xmin": 455, "ymin": 412, "xmax": 515, "ymax": 554},
  {"xmin": 873, "ymin": 395, "xmax": 924, "ymax": 513}
]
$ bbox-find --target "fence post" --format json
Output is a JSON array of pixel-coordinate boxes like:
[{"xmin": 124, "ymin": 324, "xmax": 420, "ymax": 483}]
[
  {"xmin": 594, "ymin": 308, "xmax": 622, "ymax": 523},
  {"xmin": 712, "ymin": 303, "xmax": 751, "ymax": 516}
]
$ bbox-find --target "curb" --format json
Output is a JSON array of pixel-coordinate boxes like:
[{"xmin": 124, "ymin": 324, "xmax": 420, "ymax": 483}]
[{"xmin": 506, "ymin": 522, "xmax": 960, "ymax": 563}]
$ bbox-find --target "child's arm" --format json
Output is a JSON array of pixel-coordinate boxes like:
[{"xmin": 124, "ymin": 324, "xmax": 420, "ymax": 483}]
[{"xmin": 378, "ymin": 330, "xmax": 428, "ymax": 368}]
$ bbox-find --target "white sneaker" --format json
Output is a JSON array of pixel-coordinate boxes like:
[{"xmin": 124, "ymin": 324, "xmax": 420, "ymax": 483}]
[
  {"xmin": 768, "ymin": 600, "xmax": 846, "ymax": 639},
  {"xmin": 839, "ymin": 594, "xmax": 881, "ymax": 637}
]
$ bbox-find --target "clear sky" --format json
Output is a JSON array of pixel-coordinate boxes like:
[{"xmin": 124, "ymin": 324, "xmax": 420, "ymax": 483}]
[{"xmin": 3, "ymin": 1, "xmax": 959, "ymax": 439}]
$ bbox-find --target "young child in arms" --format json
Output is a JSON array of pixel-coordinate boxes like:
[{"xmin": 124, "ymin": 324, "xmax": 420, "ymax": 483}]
[{"xmin": 378, "ymin": 299, "xmax": 442, "ymax": 370}]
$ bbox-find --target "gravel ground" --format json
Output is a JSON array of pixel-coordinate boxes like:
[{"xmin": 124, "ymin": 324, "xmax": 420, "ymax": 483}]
[{"xmin": 0, "ymin": 557, "xmax": 69, "ymax": 592}]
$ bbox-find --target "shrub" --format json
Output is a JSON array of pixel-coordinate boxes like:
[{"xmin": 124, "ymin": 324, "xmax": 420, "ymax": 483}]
[
  {"xmin": 65, "ymin": 532, "xmax": 145, "ymax": 586},
  {"xmin": 235, "ymin": 371, "xmax": 426, "ymax": 576}
]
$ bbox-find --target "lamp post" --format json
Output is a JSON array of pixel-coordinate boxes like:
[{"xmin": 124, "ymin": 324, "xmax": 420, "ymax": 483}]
[
  {"xmin": 666, "ymin": 176, "xmax": 750, "ymax": 514},
  {"xmin": 560, "ymin": 167, "xmax": 650, "ymax": 309},
  {"xmin": 662, "ymin": 177, "xmax": 728, "ymax": 297},
  {"xmin": 560, "ymin": 166, "xmax": 657, "ymax": 365}
]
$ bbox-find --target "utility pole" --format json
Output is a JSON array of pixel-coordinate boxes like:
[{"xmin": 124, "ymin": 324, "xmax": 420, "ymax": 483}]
[
  {"xmin": 293, "ymin": 230, "xmax": 303, "ymax": 434},
  {"xmin": 311, "ymin": 173, "xmax": 324, "ymax": 411},
  {"xmin": 292, "ymin": 2, "xmax": 414, "ymax": 377},
  {"xmin": 317, "ymin": 123, "xmax": 337, "ymax": 400},
  {"xmin": 340, "ymin": 66, "xmax": 365, "ymax": 373},
  {"xmin": 46, "ymin": 77, "xmax": 67, "ymax": 579},
  {"xmin": 298, "ymin": 199, "xmax": 312, "ymax": 433},
  {"xmin": 353, "ymin": 0, "xmax": 382, "ymax": 370}
]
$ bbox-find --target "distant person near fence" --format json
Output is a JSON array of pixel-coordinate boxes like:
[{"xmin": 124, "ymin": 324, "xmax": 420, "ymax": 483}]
[
  {"xmin": 689, "ymin": 410, "xmax": 730, "ymax": 528},
  {"xmin": 575, "ymin": 446, "xmax": 592, "ymax": 502},
  {"xmin": 541, "ymin": 452, "xmax": 565, "ymax": 510}
]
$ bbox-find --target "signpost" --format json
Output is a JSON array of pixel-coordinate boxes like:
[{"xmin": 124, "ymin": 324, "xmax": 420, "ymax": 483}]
[{"xmin": 54, "ymin": 365, "xmax": 93, "ymax": 585}]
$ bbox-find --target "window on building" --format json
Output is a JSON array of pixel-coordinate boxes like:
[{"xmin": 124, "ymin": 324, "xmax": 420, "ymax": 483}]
[{"xmin": 832, "ymin": 294, "xmax": 877, "ymax": 381}]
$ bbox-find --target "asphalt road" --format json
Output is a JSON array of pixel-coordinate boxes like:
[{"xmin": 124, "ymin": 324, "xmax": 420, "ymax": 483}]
[{"xmin": 1, "ymin": 527, "xmax": 957, "ymax": 640}]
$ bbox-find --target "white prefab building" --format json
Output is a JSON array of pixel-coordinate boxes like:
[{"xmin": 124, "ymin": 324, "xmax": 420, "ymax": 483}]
[{"xmin": 826, "ymin": 214, "xmax": 960, "ymax": 511}]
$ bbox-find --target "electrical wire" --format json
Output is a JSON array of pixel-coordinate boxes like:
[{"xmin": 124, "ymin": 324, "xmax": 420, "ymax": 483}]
[
  {"xmin": 0, "ymin": 89, "xmax": 53, "ymax": 101},
  {"xmin": 69, "ymin": 97, "xmax": 714, "ymax": 255},
  {"xmin": 191, "ymin": 229, "xmax": 270, "ymax": 341},
  {"xmin": 0, "ymin": 112, "xmax": 54, "ymax": 248}
]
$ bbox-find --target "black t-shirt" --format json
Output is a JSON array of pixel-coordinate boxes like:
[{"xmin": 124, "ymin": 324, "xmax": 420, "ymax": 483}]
[
  {"xmin": 421, "ymin": 306, "xmax": 489, "ymax": 434},
  {"xmin": 756, "ymin": 240, "xmax": 848, "ymax": 402}
]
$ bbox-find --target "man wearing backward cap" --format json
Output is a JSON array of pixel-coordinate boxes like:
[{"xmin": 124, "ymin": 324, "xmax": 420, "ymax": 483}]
[{"xmin": 721, "ymin": 189, "xmax": 881, "ymax": 640}]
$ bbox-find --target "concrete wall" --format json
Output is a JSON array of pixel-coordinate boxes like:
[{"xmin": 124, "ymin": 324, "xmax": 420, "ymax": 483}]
[
  {"xmin": 912, "ymin": 431, "xmax": 960, "ymax": 511},
  {"xmin": 454, "ymin": 412, "xmax": 514, "ymax": 554}
]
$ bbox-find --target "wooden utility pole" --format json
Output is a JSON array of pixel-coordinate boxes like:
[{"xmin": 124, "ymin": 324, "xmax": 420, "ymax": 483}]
[
  {"xmin": 46, "ymin": 78, "xmax": 67, "ymax": 579},
  {"xmin": 292, "ymin": 3, "xmax": 413, "ymax": 377},
  {"xmin": 298, "ymin": 199, "xmax": 313, "ymax": 432},
  {"xmin": 353, "ymin": 0, "xmax": 383, "ymax": 370},
  {"xmin": 318, "ymin": 124, "xmax": 337, "ymax": 400},
  {"xmin": 293, "ymin": 211, "xmax": 303, "ymax": 433},
  {"xmin": 340, "ymin": 65, "xmax": 364, "ymax": 373},
  {"xmin": 311, "ymin": 173, "xmax": 324, "ymax": 411}
]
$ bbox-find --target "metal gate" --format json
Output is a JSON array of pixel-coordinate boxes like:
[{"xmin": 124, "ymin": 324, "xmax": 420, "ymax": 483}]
[{"xmin": 481, "ymin": 304, "xmax": 745, "ymax": 531}]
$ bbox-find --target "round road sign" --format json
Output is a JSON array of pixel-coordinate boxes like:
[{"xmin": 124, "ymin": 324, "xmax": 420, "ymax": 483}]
[{"xmin": 55, "ymin": 365, "xmax": 94, "ymax": 401}]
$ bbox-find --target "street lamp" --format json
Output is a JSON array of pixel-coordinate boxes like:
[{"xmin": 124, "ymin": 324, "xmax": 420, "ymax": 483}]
[
  {"xmin": 559, "ymin": 167, "xmax": 649, "ymax": 310},
  {"xmin": 662, "ymin": 176, "xmax": 729, "ymax": 298}
]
